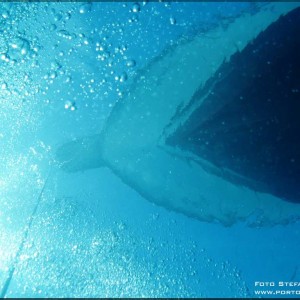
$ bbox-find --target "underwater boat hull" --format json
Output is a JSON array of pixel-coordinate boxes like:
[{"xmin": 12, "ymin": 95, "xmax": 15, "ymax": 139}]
[
  {"xmin": 167, "ymin": 6, "xmax": 300, "ymax": 204},
  {"xmin": 57, "ymin": 3, "xmax": 300, "ymax": 226}
]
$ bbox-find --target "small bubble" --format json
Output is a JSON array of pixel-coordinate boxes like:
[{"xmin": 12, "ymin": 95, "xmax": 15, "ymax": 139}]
[
  {"xmin": 0, "ymin": 54, "xmax": 9, "ymax": 62},
  {"xmin": 54, "ymin": 13, "xmax": 62, "ymax": 22},
  {"xmin": 65, "ymin": 76, "xmax": 71, "ymax": 83},
  {"xmin": 1, "ymin": 82, "xmax": 8, "ymax": 90},
  {"xmin": 79, "ymin": 3, "xmax": 92, "ymax": 14},
  {"xmin": 50, "ymin": 60, "xmax": 61, "ymax": 70},
  {"xmin": 126, "ymin": 59, "xmax": 136, "ymax": 68},
  {"xmin": 119, "ymin": 72, "xmax": 128, "ymax": 83},
  {"xmin": 2, "ymin": 10, "xmax": 10, "ymax": 19},
  {"xmin": 49, "ymin": 71, "xmax": 57, "ymax": 79},
  {"xmin": 170, "ymin": 17, "xmax": 176, "ymax": 25},
  {"xmin": 71, "ymin": 245, "xmax": 78, "ymax": 252},
  {"xmin": 132, "ymin": 3, "xmax": 140, "ymax": 13},
  {"xmin": 107, "ymin": 58, "xmax": 114, "ymax": 67}
]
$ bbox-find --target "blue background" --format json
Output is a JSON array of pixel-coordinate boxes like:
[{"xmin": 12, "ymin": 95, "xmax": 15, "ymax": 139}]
[{"xmin": 0, "ymin": 2, "xmax": 299, "ymax": 297}]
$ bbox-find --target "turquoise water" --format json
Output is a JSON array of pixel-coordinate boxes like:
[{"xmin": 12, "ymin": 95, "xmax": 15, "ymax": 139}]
[{"xmin": 0, "ymin": 2, "xmax": 300, "ymax": 298}]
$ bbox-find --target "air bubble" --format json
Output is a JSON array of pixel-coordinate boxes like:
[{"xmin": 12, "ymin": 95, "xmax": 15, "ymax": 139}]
[
  {"xmin": 2, "ymin": 10, "xmax": 10, "ymax": 19},
  {"xmin": 119, "ymin": 72, "xmax": 128, "ymax": 83},
  {"xmin": 79, "ymin": 3, "xmax": 92, "ymax": 14},
  {"xmin": 1, "ymin": 82, "xmax": 8, "ymax": 90},
  {"xmin": 170, "ymin": 17, "xmax": 176, "ymax": 25},
  {"xmin": 132, "ymin": 3, "xmax": 140, "ymax": 13},
  {"xmin": 126, "ymin": 59, "xmax": 136, "ymax": 68},
  {"xmin": 65, "ymin": 76, "xmax": 71, "ymax": 83},
  {"xmin": 107, "ymin": 58, "xmax": 114, "ymax": 67},
  {"xmin": 49, "ymin": 71, "xmax": 57, "ymax": 79},
  {"xmin": 54, "ymin": 13, "xmax": 62, "ymax": 22},
  {"xmin": 0, "ymin": 53, "xmax": 9, "ymax": 62}
]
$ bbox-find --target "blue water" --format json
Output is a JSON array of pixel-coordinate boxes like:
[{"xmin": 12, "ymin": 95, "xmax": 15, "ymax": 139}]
[{"xmin": 0, "ymin": 2, "xmax": 299, "ymax": 298}]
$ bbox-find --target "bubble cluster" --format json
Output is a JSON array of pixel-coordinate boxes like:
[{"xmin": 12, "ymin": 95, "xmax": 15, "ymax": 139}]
[
  {"xmin": 64, "ymin": 100, "xmax": 77, "ymax": 111},
  {"xmin": 3, "ymin": 189, "xmax": 249, "ymax": 298}
]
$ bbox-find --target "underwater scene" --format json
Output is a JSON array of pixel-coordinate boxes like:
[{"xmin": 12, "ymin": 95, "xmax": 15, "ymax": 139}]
[{"xmin": 0, "ymin": 1, "xmax": 300, "ymax": 298}]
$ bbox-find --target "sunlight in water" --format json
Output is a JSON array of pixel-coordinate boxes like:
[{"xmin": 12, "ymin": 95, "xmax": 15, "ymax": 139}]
[{"xmin": 0, "ymin": 1, "xmax": 299, "ymax": 298}]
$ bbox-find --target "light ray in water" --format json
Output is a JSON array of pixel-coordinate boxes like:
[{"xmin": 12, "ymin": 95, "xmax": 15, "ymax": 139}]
[{"xmin": 0, "ymin": 169, "xmax": 52, "ymax": 298}]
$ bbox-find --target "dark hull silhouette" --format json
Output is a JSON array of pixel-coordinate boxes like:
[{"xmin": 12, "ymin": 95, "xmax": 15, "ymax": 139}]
[{"xmin": 167, "ymin": 7, "xmax": 300, "ymax": 204}]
